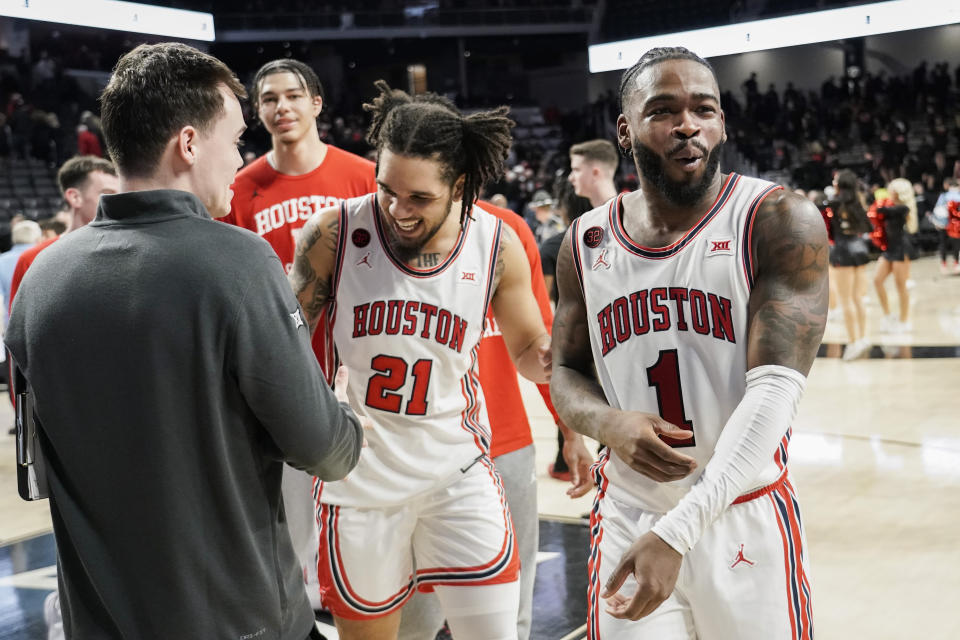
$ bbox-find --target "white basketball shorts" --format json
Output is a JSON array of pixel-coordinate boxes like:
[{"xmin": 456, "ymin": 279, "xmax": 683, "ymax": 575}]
[
  {"xmin": 588, "ymin": 472, "xmax": 813, "ymax": 640},
  {"xmin": 316, "ymin": 457, "xmax": 520, "ymax": 620}
]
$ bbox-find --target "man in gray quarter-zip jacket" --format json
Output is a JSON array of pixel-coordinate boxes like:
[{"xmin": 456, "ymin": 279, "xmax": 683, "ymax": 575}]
[{"xmin": 5, "ymin": 42, "xmax": 362, "ymax": 640}]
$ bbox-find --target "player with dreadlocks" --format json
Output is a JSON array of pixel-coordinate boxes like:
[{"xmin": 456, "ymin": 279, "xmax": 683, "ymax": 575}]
[{"xmin": 290, "ymin": 81, "xmax": 551, "ymax": 640}]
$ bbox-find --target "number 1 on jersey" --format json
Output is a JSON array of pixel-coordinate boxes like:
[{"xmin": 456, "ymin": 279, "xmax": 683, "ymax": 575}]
[{"xmin": 646, "ymin": 349, "xmax": 696, "ymax": 447}]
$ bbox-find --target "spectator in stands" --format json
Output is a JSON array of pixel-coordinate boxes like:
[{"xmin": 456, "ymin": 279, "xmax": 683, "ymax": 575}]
[
  {"xmin": 541, "ymin": 177, "xmax": 592, "ymax": 303},
  {"xmin": 568, "ymin": 139, "xmax": 618, "ymax": 207},
  {"xmin": 874, "ymin": 178, "xmax": 919, "ymax": 333},
  {"xmin": 8, "ymin": 156, "xmax": 117, "ymax": 317},
  {"xmin": 80, "ymin": 111, "xmax": 107, "ymax": 156},
  {"xmin": 76, "ymin": 123, "xmax": 102, "ymax": 157},
  {"xmin": 7, "ymin": 92, "xmax": 30, "ymax": 160},
  {"xmin": 487, "ymin": 193, "xmax": 509, "ymax": 209},
  {"xmin": 932, "ymin": 177, "xmax": 960, "ymax": 274},
  {"xmin": 0, "ymin": 112, "xmax": 11, "ymax": 169},
  {"xmin": 526, "ymin": 188, "xmax": 564, "ymax": 245},
  {"xmin": 0, "ymin": 219, "xmax": 41, "ymax": 322},
  {"xmin": 539, "ymin": 176, "xmax": 592, "ymax": 482},
  {"xmin": 37, "ymin": 218, "xmax": 66, "ymax": 240}
]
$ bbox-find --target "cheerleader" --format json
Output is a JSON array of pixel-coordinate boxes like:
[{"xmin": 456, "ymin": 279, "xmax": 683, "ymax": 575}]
[{"xmin": 873, "ymin": 178, "xmax": 918, "ymax": 333}]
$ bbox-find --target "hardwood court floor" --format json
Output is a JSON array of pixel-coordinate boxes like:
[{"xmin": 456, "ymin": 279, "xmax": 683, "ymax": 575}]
[{"xmin": 2, "ymin": 254, "xmax": 959, "ymax": 639}]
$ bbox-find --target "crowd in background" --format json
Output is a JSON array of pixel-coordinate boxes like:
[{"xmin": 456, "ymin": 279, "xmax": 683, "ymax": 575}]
[{"xmin": 1, "ymin": 40, "xmax": 959, "ymax": 254}]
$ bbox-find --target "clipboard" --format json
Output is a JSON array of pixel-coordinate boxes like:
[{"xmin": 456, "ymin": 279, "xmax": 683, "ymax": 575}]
[{"xmin": 12, "ymin": 358, "xmax": 48, "ymax": 501}]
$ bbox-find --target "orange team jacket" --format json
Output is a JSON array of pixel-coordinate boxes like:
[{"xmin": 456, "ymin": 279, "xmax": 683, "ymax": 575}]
[
  {"xmin": 222, "ymin": 145, "xmax": 376, "ymax": 377},
  {"xmin": 477, "ymin": 201, "xmax": 564, "ymax": 458}
]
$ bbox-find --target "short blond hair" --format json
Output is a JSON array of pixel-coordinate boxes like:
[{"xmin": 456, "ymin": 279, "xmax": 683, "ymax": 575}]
[
  {"xmin": 569, "ymin": 139, "xmax": 619, "ymax": 172},
  {"xmin": 12, "ymin": 220, "xmax": 42, "ymax": 245}
]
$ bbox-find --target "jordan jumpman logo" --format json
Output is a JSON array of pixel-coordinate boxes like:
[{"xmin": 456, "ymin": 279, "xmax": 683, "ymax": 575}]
[
  {"xmin": 592, "ymin": 249, "xmax": 611, "ymax": 270},
  {"xmin": 730, "ymin": 544, "xmax": 755, "ymax": 569}
]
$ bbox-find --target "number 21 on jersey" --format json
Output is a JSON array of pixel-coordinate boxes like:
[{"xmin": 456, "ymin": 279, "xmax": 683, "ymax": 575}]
[
  {"xmin": 646, "ymin": 349, "xmax": 696, "ymax": 447},
  {"xmin": 365, "ymin": 355, "xmax": 433, "ymax": 415}
]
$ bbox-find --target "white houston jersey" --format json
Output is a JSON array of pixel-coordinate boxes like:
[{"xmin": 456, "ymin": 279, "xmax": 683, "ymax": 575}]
[
  {"xmin": 572, "ymin": 173, "xmax": 791, "ymax": 513},
  {"xmin": 319, "ymin": 194, "xmax": 504, "ymax": 507}
]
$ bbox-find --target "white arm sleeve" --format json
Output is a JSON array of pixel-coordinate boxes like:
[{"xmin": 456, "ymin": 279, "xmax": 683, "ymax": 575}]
[{"xmin": 650, "ymin": 364, "xmax": 806, "ymax": 555}]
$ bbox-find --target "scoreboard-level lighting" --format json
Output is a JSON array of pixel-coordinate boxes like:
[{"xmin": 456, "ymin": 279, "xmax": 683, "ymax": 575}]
[
  {"xmin": 589, "ymin": 0, "xmax": 960, "ymax": 73},
  {"xmin": 0, "ymin": 0, "xmax": 215, "ymax": 42}
]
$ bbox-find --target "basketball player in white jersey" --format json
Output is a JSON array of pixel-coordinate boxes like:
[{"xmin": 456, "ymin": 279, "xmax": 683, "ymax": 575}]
[
  {"xmin": 551, "ymin": 47, "xmax": 828, "ymax": 640},
  {"xmin": 289, "ymin": 81, "xmax": 551, "ymax": 640}
]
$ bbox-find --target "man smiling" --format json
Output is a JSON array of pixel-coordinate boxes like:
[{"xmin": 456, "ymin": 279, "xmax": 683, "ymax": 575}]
[
  {"xmin": 290, "ymin": 81, "xmax": 552, "ymax": 640},
  {"xmin": 224, "ymin": 59, "xmax": 375, "ymax": 275},
  {"xmin": 551, "ymin": 47, "xmax": 827, "ymax": 640}
]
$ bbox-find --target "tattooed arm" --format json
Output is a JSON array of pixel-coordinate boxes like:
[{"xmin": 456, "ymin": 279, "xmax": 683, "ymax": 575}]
[
  {"xmin": 599, "ymin": 192, "xmax": 828, "ymax": 622},
  {"xmin": 489, "ymin": 225, "xmax": 551, "ymax": 383},
  {"xmin": 747, "ymin": 189, "xmax": 830, "ymax": 372},
  {"xmin": 289, "ymin": 206, "xmax": 341, "ymax": 334},
  {"xmin": 550, "ymin": 227, "xmax": 697, "ymax": 481}
]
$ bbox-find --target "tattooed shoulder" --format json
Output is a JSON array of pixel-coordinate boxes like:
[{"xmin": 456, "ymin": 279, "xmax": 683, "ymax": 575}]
[
  {"xmin": 748, "ymin": 189, "xmax": 829, "ymax": 372},
  {"xmin": 752, "ymin": 190, "xmax": 828, "ymax": 281}
]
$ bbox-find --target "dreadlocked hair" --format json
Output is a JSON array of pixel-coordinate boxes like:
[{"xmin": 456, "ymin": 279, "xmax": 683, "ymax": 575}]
[
  {"xmin": 364, "ymin": 79, "xmax": 514, "ymax": 225},
  {"xmin": 618, "ymin": 46, "xmax": 717, "ymax": 113}
]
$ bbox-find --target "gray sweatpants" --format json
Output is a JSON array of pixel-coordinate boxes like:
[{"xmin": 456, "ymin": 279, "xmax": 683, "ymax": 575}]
[{"xmin": 397, "ymin": 444, "xmax": 538, "ymax": 640}]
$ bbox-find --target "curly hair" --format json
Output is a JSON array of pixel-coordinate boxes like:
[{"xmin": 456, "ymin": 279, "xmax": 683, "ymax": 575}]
[{"xmin": 363, "ymin": 80, "xmax": 514, "ymax": 225}]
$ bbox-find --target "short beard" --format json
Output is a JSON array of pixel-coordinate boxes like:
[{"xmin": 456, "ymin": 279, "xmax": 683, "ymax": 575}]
[
  {"xmin": 381, "ymin": 194, "xmax": 454, "ymax": 263},
  {"xmin": 633, "ymin": 138, "xmax": 724, "ymax": 208}
]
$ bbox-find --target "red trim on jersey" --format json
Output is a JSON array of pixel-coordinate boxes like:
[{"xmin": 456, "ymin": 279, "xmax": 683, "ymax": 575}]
[
  {"xmin": 608, "ymin": 173, "xmax": 740, "ymax": 259},
  {"xmin": 480, "ymin": 219, "xmax": 503, "ymax": 321},
  {"xmin": 330, "ymin": 200, "xmax": 349, "ymax": 300},
  {"xmin": 740, "ymin": 184, "xmax": 784, "ymax": 291},
  {"xmin": 372, "ymin": 194, "xmax": 473, "ymax": 278},
  {"xmin": 458, "ymin": 346, "xmax": 491, "ymax": 453},
  {"xmin": 570, "ymin": 217, "xmax": 586, "ymax": 298}
]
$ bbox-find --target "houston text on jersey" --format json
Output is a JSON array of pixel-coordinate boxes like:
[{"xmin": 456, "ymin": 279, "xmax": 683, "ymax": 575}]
[
  {"xmin": 253, "ymin": 195, "xmax": 343, "ymax": 236},
  {"xmin": 352, "ymin": 300, "xmax": 469, "ymax": 354},
  {"xmin": 596, "ymin": 287, "xmax": 736, "ymax": 356}
]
